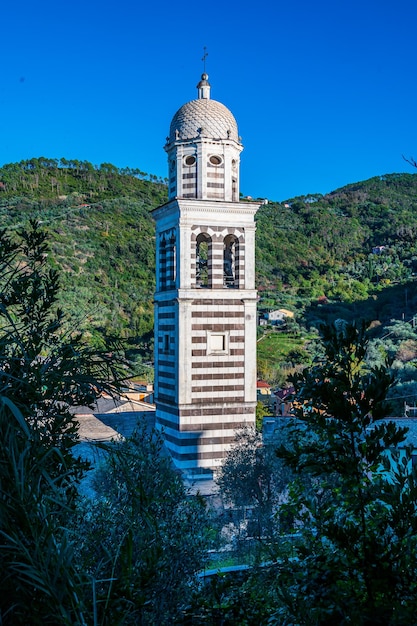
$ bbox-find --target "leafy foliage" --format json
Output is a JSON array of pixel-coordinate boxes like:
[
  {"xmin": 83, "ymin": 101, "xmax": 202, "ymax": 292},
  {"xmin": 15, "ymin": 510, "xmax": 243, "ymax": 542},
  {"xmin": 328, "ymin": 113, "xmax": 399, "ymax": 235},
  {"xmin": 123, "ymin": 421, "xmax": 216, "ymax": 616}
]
[
  {"xmin": 218, "ymin": 428, "xmax": 290, "ymax": 512},
  {"xmin": 0, "ymin": 222, "xmax": 126, "ymax": 624},
  {"xmin": 2, "ymin": 162, "xmax": 417, "ymax": 621},
  {"xmin": 0, "ymin": 157, "xmax": 166, "ymax": 200},
  {"xmin": 183, "ymin": 567, "xmax": 281, "ymax": 625},
  {"xmin": 216, "ymin": 427, "xmax": 294, "ymax": 570},
  {"xmin": 0, "ymin": 222, "xmax": 211, "ymax": 624},
  {"xmin": 74, "ymin": 425, "xmax": 210, "ymax": 625},
  {"xmin": 273, "ymin": 321, "xmax": 417, "ymax": 624},
  {"xmin": 0, "ymin": 159, "xmax": 167, "ymax": 348},
  {"xmin": 256, "ymin": 173, "xmax": 417, "ymax": 299}
]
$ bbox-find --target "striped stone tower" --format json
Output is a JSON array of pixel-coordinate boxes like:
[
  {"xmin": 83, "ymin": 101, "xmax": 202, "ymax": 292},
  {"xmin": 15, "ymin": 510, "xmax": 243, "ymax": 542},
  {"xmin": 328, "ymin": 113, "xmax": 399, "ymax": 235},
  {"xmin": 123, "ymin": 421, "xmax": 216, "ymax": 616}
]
[{"xmin": 153, "ymin": 73, "xmax": 259, "ymax": 478}]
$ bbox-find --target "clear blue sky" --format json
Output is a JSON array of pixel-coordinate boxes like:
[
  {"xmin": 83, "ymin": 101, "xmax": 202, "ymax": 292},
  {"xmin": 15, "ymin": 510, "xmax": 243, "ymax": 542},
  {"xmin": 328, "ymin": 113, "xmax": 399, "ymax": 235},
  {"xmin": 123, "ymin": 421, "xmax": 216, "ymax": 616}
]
[{"xmin": 1, "ymin": 0, "xmax": 416, "ymax": 202}]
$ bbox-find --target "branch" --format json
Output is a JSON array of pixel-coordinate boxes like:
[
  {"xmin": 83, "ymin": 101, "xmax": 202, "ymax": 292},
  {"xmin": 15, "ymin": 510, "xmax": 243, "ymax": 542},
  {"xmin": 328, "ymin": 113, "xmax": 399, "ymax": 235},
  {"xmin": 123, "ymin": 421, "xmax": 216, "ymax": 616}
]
[{"xmin": 402, "ymin": 155, "xmax": 417, "ymax": 169}]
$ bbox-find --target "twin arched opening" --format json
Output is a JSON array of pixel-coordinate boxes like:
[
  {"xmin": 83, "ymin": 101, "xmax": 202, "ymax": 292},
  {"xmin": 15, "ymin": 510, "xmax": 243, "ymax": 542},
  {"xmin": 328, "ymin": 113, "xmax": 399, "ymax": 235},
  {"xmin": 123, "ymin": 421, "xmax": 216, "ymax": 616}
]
[{"xmin": 195, "ymin": 232, "xmax": 241, "ymax": 289}]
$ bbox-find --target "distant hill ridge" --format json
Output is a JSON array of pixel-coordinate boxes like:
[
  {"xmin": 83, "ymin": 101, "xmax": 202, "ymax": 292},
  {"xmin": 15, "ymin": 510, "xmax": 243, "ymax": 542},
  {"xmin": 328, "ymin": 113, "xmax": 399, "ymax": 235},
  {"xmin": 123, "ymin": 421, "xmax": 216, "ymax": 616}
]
[{"xmin": 0, "ymin": 157, "xmax": 168, "ymax": 200}]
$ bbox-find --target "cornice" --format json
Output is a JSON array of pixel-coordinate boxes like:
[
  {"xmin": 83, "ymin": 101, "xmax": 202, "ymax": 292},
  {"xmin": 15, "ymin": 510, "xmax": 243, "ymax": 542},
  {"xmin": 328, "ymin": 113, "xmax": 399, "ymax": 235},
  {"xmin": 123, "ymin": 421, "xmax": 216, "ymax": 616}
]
[
  {"xmin": 154, "ymin": 288, "xmax": 258, "ymax": 303},
  {"xmin": 152, "ymin": 198, "xmax": 260, "ymax": 221}
]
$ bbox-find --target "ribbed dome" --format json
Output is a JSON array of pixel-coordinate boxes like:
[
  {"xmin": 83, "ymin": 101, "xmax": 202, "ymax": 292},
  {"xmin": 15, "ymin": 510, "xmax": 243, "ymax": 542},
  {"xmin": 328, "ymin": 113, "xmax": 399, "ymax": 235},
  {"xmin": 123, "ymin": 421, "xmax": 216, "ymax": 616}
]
[{"xmin": 169, "ymin": 98, "xmax": 239, "ymax": 144}]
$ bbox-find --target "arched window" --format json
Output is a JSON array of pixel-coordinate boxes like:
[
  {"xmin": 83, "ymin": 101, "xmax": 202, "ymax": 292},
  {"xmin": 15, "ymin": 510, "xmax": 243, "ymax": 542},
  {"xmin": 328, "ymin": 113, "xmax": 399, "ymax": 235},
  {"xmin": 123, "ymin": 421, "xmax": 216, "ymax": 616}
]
[
  {"xmin": 159, "ymin": 231, "xmax": 177, "ymax": 290},
  {"xmin": 232, "ymin": 177, "xmax": 238, "ymax": 202},
  {"xmin": 159, "ymin": 235, "xmax": 167, "ymax": 290},
  {"xmin": 168, "ymin": 232, "xmax": 176, "ymax": 286},
  {"xmin": 223, "ymin": 235, "xmax": 238, "ymax": 288},
  {"xmin": 196, "ymin": 233, "xmax": 211, "ymax": 288}
]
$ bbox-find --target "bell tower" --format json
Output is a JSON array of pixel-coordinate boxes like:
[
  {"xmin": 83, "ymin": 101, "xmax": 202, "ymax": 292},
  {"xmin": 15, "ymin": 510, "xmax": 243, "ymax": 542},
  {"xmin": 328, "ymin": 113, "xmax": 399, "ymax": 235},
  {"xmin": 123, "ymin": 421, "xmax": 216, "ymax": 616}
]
[
  {"xmin": 165, "ymin": 73, "xmax": 242, "ymax": 203},
  {"xmin": 153, "ymin": 73, "xmax": 259, "ymax": 478}
]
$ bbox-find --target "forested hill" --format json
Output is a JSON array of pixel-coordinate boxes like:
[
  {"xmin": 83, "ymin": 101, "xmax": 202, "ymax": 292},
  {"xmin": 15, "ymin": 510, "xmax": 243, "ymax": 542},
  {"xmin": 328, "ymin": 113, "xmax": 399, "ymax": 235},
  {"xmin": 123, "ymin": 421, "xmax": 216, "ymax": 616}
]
[
  {"xmin": 0, "ymin": 157, "xmax": 168, "ymax": 198},
  {"xmin": 0, "ymin": 158, "xmax": 167, "ymax": 349},
  {"xmin": 1, "ymin": 158, "xmax": 417, "ymax": 347},
  {"xmin": 256, "ymin": 172, "xmax": 417, "ymax": 299}
]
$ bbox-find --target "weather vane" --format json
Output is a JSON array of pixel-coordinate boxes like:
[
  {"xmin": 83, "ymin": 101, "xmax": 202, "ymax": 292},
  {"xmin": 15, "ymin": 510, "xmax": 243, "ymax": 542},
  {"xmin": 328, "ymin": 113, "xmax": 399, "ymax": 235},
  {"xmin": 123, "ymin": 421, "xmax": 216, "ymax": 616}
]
[{"xmin": 202, "ymin": 46, "xmax": 208, "ymax": 73}]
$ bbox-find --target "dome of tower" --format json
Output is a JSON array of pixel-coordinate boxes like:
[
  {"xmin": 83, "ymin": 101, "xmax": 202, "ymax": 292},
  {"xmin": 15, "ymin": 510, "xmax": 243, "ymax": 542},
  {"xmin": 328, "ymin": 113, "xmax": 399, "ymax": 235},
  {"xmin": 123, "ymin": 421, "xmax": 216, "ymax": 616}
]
[{"xmin": 168, "ymin": 74, "xmax": 239, "ymax": 144}]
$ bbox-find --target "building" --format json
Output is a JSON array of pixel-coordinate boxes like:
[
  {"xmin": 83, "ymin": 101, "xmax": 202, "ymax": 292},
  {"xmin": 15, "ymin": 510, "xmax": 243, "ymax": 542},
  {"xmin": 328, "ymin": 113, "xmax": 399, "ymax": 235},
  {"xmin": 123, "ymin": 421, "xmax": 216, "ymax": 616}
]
[
  {"xmin": 152, "ymin": 72, "xmax": 260, "ymax": 478},
  {"xmin": 257, "ymin": 380, "xmax": 272, "ymax": 405},
  {"xmin": 273, "ymin": 385, "xmax": 295, "ymax": 416},
  {"xmin": 266, "ymin": 308, "xmax": 294, "ymax": 325}
]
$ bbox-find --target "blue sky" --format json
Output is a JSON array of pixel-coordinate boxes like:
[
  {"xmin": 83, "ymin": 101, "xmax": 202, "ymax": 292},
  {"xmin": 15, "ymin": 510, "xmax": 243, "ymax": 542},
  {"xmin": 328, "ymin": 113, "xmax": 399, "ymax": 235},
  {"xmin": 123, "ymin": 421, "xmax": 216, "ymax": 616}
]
[{"xmin": 1, "ymin": 0, "xmax": 416, "ymax": 202}]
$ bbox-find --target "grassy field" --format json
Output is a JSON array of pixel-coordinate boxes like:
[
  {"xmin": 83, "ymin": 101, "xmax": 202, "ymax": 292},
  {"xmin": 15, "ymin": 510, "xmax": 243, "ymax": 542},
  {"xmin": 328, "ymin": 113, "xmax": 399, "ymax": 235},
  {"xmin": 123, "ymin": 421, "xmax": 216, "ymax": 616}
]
[{"xmin": 256, "ymin": 328, "xmax": 316, "ymax": 385}]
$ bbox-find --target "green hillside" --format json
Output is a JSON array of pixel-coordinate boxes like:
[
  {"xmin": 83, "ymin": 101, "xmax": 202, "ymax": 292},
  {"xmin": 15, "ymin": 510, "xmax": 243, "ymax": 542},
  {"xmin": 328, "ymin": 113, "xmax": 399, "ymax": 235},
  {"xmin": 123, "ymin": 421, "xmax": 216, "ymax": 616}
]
[
  {"xmin": 256, "ymin": 172, "xmax": 417, "ymax": 303},
  {"xmin": 2, "ymin": 159, "xmax": 417, "ymax": 396},
  {"xmin": 0, "ymin": 159, "xmax": 167, "ymax": 356}
]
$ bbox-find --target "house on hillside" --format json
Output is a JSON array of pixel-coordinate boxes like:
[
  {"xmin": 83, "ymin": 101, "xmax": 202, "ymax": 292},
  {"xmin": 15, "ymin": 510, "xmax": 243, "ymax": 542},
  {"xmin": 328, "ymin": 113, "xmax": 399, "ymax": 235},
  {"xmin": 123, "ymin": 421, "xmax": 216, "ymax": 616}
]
[
  {"xmin": 266, "ymin": 308, "xmax": 294, "ymax": 326},
  {"xmin": 257, "ymin": 380, "xmax": 272, "ymax": 406},
  {"xmin": 273, "ymin": 385, "xmax": 295, "ymax": 416},
  {"xmin": 262, "ymin": 386, "xmax": 295, "ymax": 438},
  {"xmin": 258, "ymin": 314, "xmax": 268, "ymax": 327}
]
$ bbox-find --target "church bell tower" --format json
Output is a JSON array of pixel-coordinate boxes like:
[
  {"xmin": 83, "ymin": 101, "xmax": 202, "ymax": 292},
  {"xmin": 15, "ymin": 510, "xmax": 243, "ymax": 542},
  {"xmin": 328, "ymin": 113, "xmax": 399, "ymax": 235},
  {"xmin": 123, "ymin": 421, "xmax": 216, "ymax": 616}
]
[{"xmin": 153, "ymin": 73, "xmax": 259, "ymax": 478}]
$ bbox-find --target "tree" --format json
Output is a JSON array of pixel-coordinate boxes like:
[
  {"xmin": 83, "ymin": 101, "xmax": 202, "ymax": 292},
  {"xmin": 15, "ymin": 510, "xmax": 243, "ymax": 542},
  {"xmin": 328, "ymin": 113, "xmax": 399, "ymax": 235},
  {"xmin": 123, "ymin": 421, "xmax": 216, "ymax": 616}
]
[
  {"xmin": 0, "ymin": 221, "xmax": 125, "ymax": 624},
  {"xmin": 256, "ymin": 399, "xmax": 272, "ymax": 431},
  {"xmin": 273, "ymin": 321, "xmax": 417, "ymax": 625},
  {"xmin": 217, "ymin": 427, "xmax": 292, "ymax": 547},
  {"xmin": 74, "ymin": 424, "xmax": 210, "ymax": 625},
  {"xmin": 403, "ymin": 154, "xmax": 417, "ymax": 169}
]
